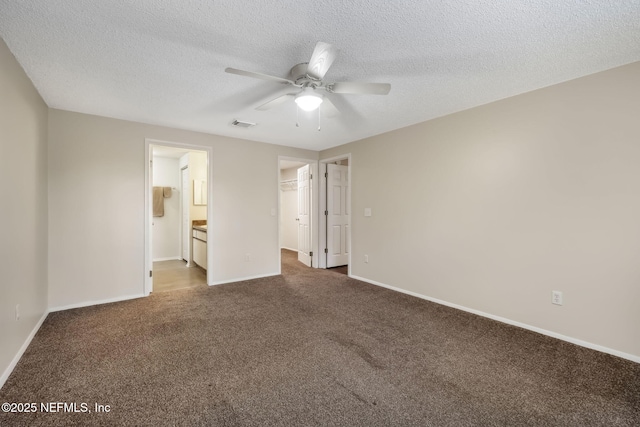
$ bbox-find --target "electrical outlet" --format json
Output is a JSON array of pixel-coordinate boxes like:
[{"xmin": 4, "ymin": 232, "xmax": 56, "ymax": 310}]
[
  {"xmin": 15, "ymin": 304, "xmax": 20, "ymax": 321},
  {"xmin": 364, "ymin": 254, "xmax": 369, "ymax": 263},
  {"xmin": 552, "ymin": 291, "xmax": 563, "ymax": 306}
]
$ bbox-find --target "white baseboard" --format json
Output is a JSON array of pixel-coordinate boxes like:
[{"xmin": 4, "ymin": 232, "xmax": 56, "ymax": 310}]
[
  {"xmin": 209, "ymin": 272, "xmax": 280, "ymax": 286},
  {"xmin": 48, "ymin": 293, "xmax": 146, "ymax": 313},
  {"xmin": 0, "ymin": 310, "xmax": 48, "ymax": 390},
  {"xmin": 280, "ymin": 246, "xmax": 297, "ymax": 252},
  {"xmin": 350, "ymin": 274, "xmax": 640, "ymax": 364},
  {"xmin": 152, "ymin": 256, "xmax": 182, "ymax": 262}
]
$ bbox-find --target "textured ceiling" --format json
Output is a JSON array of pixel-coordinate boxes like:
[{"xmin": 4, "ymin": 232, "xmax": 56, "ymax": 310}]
[{"xmin": 1, "ymin": 1, "xmax": 639, "ymax": 151}]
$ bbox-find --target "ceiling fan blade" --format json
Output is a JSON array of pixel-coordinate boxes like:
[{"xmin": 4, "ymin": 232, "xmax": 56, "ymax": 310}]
[
  {"xmin": 328, "ymin": 82, "xmax": 391, "ymax": 95},
  {"xmin": 256, "ymin": 94, "xmax": 295, "ymax": 111},
  {"xmin": 306, "ymin": 42, "xmax": 338, "ymax": 80},
  {"xmin": 225, "ymin": 68, "xmax": 295, "ymax": 85},
  {"xmin": 321, "ymin": 96, "xmax": 340, "ymax": 118}
]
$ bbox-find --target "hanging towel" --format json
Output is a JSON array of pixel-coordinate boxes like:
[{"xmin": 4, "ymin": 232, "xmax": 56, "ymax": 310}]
[
  {"xmin": 163, "ymin": 187, "xmax": 172, "ymax": 198},
  {"xmin": 153, "ymin": 187, "xmax": 164, "ymax": 217}
]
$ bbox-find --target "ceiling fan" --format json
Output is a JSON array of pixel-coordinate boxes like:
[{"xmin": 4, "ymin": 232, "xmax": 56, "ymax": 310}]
[{"xmin": 225, "ymin": 42, "xmax": 391, "ymax": 119}]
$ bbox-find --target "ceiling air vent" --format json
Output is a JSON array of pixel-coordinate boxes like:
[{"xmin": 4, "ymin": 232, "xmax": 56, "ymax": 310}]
[{"xmin": 231, "ymin": 119, "xmax": 256, "ymax": 128}]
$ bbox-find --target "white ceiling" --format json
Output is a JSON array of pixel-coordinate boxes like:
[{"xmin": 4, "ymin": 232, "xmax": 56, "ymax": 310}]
[{"xmin": 1, "ymin": 1, "xmax": 639, "ymax": 151}]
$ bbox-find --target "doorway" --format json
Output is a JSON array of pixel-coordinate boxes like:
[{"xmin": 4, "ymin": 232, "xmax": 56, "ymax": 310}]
[
  {"xmin": 278, "ymin": 156, "xmax": 318, "ymax": 271},
  {"xmin": 319, "ymin": 155, "xmax": 351, "ymax": 274},
  {"xmin": 145, "ymin": 140, "xmax": 213, "ymax": 295}
]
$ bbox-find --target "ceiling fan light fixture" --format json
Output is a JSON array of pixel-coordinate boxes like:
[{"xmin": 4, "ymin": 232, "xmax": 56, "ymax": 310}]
[{"xmin": 295, "ymin": 88, "xmax": 323, "ymax": 111}]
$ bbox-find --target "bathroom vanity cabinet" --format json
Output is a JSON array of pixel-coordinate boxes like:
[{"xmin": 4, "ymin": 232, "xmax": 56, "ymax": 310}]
[{"xmin": 192, "ymin": 225, "xmax": 207, "ymax": 270}]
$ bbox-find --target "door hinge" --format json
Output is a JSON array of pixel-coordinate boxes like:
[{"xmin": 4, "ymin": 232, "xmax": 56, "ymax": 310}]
[
  {"xmin": 310, "ymin": 174, "xmax": 312, "ymax": 179},
  {"xmin": 310, "ymin": 251, "xmax": 313, "ymax": 257},
  {"xmin": 324, "ymin": 248, "xmax": 328, "ymax": 253},
  {"xmin": 149, "ymin": 270, "xmax": 153, "ymax": 278},
  {"xmin": 325, "ymin": 172, "xmax": 328, "ymax": 178},
  {"xmin": 324, "ymin": 210, "xmax": 328, "ymax": 215}
]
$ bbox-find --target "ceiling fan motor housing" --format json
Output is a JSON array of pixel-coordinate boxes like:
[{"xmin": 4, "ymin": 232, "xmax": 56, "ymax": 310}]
[{"xmin": 290, "ymin": 63, "xmax": 319, "ymax": 87}]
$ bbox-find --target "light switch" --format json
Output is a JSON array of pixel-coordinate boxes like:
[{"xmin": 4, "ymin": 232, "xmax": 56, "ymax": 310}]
[{"xmin": 364, "ymin": 208, "xmax": 372, "ymax": 217}]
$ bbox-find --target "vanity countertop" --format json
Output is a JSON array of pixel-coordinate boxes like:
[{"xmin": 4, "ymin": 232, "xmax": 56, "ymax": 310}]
[{"xmin": 193, "ymin": 224, "xmax": 207, "ymax": 232}]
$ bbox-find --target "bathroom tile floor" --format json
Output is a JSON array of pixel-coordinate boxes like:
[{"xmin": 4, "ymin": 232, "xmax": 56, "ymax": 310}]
[{"xmin": 152, "ymin": 259, "xmax": 206, "ymax": 292}]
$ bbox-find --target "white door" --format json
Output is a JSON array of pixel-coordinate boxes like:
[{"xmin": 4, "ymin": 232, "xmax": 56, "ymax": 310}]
[
  {"xmin": 181, "ymin": 166, "xmax": 190, "ymax": 265},
  {"xmin": 326, "ymin": 164, "xmax": 349, "ymax": 267},
  {"xmin": 297, "ymin": 164, "xmax": 312, "ymax": 267}
]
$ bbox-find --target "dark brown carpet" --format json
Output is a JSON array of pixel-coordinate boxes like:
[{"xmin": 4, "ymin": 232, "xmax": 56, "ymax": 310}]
[{"xmin": 1, "ymin": 249, "xmax": 638, "ymax": 426}]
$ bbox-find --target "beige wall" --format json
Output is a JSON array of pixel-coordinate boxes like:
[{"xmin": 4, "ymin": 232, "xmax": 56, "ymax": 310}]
[
  {"xmin": 321, "ymin": 62, "xmax": 640, "ymax": 359},
  {"xmin": 48, "ymin": 110, "xmax": 317, "ymax": 309},
  {"xmin": 0, "ymin": 39, "xmax": 49, "ymax": 384},
  {"xmin": 152, "ymin": 156, "xmax": 181, "ymax": 261}
]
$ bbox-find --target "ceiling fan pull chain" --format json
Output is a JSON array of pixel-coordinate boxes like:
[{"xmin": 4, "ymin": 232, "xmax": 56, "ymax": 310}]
[
  {"xmin": 317, "ymin": 107, "xmax": 321, "ymax": 131},
  {"xmin": 296, "ymin": 104, "xmax": 300, "ymax": 127}
]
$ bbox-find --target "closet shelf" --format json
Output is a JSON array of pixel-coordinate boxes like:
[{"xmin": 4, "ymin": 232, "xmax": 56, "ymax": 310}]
[{"xmin": 280, "ymin": 179, "xmax": 297, "ymax": 191}]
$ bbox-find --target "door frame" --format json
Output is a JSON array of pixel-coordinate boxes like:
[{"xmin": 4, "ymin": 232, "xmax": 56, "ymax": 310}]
[
  {"xmin": 180, "ymin": 165, "xmax": 191, "ymax": 266},
  {"xmin": 144, "ymin": 138, "xmax": 214, "ymax": 295},
  {"xmin": 277, "ymin": 155, "xmax": 319, "ymax": 272},
  {"xmin": 319, "ymin": 154, "xmax": 352, "ymax": 273}
]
